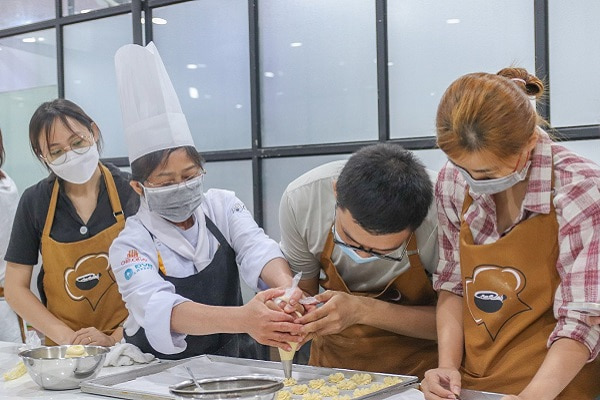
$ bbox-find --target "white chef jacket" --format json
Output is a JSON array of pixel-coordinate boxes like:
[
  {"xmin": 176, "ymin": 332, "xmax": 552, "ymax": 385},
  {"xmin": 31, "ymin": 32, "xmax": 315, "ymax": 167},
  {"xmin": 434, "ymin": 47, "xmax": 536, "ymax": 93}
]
[
  {"xmin": 109, "ymin": 189, "xmax": 284, "ymax": 355},
  {"xmin": 279, "ymin": 160, "xmax": 439, "ymax": 292},
  {"xmin": 0, "ymin": 171, "xmax": 21, "ymax": 343}
]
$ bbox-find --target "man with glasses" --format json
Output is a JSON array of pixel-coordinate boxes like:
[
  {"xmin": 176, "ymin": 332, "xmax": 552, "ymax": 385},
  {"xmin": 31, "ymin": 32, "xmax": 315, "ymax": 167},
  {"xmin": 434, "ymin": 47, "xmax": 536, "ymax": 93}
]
[{"xmin": 279, "ymin": 143, "xmax": 438, "ymax": 378}]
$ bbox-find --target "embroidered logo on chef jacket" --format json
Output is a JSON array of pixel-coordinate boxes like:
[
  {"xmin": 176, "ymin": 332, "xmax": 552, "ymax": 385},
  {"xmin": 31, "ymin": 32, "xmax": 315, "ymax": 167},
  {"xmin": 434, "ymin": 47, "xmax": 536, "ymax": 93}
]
[
  {"xmin": 64, "ymin": 253, "xmax": 119, "ymax": 311},
  {"xmin": 231, "ymin": 202, "xmax": 246, "ymax": 214},
  {"xmin": 465, "ymin": 265, "xmax": 531, "ymax": 340},
  {"xmin": 120, "ymin": 248, "xmax": 154, "ymax": 280}
]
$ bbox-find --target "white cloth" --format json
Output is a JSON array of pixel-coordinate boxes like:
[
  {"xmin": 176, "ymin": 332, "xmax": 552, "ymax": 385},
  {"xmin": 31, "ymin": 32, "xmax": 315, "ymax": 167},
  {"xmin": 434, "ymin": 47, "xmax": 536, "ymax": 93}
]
[
  {"xmin": 103, "ymin": 343, "xmax": 155, "ymax": 367},
  {"xmin": 0, "ymin": 172, "xmax": 21, "ymax": 343},
  {"xmin": 279, "ymin": 160, "xmax": 439, "ymax": 292},
  {"xmin": 114, "ymin": 42, "xmax": 194, "ymax": 163},
  {"xmin": 109, "ymin": 189, "xmax": 285, "ymax": 355}
]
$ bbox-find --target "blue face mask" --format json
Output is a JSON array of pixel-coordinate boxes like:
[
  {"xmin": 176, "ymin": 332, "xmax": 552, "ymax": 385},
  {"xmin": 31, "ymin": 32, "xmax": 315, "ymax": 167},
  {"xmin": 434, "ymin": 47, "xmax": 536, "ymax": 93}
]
[
  {"xmin": 455, "ymin": 161, "xmax": 531, "ymax": 195},
  {"xmin": 332, "ymin": 225, "xmax": 380, "ymax": 264}
]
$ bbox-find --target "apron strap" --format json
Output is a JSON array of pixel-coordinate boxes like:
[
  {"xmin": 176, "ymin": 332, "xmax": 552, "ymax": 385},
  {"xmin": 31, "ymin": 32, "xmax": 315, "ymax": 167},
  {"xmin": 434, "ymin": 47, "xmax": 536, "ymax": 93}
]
[
  {"xmin": 99, "ymin": 163, "xmax": 125, "ymax": 223},
  {"xmin": 41, "ymin": 164, "xmax": 124, "ymax": 237}
]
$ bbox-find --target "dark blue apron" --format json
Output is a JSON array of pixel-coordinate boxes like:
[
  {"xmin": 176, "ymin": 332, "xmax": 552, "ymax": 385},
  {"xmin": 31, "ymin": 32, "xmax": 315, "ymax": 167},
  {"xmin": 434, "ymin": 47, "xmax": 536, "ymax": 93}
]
[{"xmin": 125, "ymin": 216, "xmax": 263, "ymax": 360}]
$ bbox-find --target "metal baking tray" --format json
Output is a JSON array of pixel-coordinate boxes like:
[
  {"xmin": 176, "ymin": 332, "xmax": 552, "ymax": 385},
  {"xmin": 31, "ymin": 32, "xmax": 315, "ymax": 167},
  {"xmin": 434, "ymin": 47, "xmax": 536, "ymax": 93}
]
[{"xmin": 80, "ymin": 355, "xmax": 419, "ymax": 400}]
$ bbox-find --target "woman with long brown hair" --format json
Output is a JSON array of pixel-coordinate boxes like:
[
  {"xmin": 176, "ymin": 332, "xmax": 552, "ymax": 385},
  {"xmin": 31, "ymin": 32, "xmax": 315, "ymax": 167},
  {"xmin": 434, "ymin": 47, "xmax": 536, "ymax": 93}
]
[{"xmin": 421, "ymin": 68, "xmax": 600, "ymax": 399}]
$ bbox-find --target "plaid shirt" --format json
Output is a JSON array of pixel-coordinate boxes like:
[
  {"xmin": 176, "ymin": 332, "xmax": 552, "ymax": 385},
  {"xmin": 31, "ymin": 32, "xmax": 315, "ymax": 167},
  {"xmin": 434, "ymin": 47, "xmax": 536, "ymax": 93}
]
[{"xmin": 434, "ymin": 130, "xmax": 600, "ymax": 360}]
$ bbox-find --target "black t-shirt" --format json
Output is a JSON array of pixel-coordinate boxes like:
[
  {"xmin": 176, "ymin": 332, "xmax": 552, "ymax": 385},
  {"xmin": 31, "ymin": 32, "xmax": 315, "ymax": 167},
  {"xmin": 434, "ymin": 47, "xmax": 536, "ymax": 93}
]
[{"xmin": 5, "ymin": 163, "xmax": 139, "ymax": 266}]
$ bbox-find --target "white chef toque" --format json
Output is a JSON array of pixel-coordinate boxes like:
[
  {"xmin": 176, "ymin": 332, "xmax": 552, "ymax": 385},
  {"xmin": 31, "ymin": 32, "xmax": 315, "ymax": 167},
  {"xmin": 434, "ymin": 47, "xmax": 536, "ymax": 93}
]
[{"xmin": 114, "ymin": 42, "xmax": 195, "ymax": 163}]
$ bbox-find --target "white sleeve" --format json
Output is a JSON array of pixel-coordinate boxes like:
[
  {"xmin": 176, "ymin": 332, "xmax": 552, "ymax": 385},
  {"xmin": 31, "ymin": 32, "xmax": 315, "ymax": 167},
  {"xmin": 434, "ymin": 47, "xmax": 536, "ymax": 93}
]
[
  {"xmin": 109, "ymin": 218, "xmax": 189, "ymax": 355},
  {"xmin": 221, "ymin": 194, "xmax": 285, "ymax": 291},
  {"xmin": 0, "ymin": 174, "xmax": 19, "ymax": 285},
  {"xmin": 278, "ymin": 190, "xmax": 321, "ymax": 279}
]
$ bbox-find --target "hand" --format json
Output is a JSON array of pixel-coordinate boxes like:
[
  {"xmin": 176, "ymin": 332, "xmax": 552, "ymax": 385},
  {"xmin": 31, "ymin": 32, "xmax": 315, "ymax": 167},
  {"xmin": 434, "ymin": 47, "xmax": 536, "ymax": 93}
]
[
  {"xmin": 296, "ymin": 290, "xmax": 361, "ymax": 336},
  {"xmin": 420, "ymin": 367, "xmax": 462, "ymax": 400},
  {"xmin": 71, "ymin": 327, "xmax": 116, "ymax": 347},
  {"xmin": 242, "ymin": 288, "xmax": 305, "ymax": 351}
]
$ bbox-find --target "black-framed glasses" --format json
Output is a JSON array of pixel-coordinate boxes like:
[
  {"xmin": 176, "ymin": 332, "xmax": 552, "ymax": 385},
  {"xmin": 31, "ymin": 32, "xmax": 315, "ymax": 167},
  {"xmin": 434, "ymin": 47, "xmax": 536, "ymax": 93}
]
[{"xmin": 331, "ymin": 219, "xmax": 413, "ymax": 263}]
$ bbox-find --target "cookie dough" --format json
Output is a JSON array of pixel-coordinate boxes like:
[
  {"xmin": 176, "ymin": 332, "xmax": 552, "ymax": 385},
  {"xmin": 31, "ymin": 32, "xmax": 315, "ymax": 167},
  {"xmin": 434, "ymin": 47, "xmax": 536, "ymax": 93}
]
[
  {"xmin": 302, "ymin": 393, "xmax": 322, "ymax": 400},
  {"xmin": 283, "ymin": 378, "xmax": 297, "ymax": 387},
  {"xmin": 332, "ymin": 395, "xmax": 351, "ymax": 400},
  {"xmin": 383, "ymin": 376, "xmax": 403, "ymax": 386},
  {"xmin": 350, "ymin": 373, "xmax": 372, "ymax": 385},
  {"xmin": 291, "ymin": 384, "xmax": 309, "ymax": 395},
  {"xmin": 336, "ymin": 380, "xmax": 357, "ymax": 390},
  {"xmin": 277, "ymin": 391, "xmax": 292, "ymax": 400},
  {"xmin": 352, "ymin": 388, "xmax": 372, "ymax": 398},
  {"xmin": 328, "ymin": 372, "xmax": 345, "ymax": 383},
  {"xmin": 308, "ymin": 379, "xmax": 326, "ymax": 389},
  {"xmin": 65, "ymin": 345, "xmax": 88, "ymax": 358},
  {"xmin": 319, "ymin": 385, "xmax": 340, "ymax": 397}
]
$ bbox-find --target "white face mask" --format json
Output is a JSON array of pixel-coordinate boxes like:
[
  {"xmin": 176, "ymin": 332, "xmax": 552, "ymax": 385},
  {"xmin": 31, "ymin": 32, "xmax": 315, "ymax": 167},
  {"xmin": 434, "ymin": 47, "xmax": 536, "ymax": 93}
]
[
  {"xmin": 47, "ymin": 143, "xmax": 100, "ymax": 184},
  {"xmin": 332, "ymin": 225, "xmax": 380, "ymax": 264},
  {"xmin": 142, "ymin": 175, "xmax": 204, "ymax": 223},
  {"xmin": 455, "ymin": 161, "xmax": 531, "ymax": 195}
]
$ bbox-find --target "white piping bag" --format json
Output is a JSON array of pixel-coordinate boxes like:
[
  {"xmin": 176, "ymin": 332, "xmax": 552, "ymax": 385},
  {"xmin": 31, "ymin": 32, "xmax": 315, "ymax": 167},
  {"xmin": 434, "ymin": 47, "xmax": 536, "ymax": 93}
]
[{"xmin": 275, "ymin": 272, "xmax": 303, "ymax": 378}]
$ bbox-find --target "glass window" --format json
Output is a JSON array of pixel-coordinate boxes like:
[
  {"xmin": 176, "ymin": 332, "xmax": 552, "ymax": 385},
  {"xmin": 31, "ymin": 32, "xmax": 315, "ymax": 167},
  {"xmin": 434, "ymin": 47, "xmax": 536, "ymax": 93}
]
[
  {"xmin": 413, "ymin": 148, "xmax": 447, "ymax": 175},
  {"xmin": 548, "ymin": 0, "xmax": 600, "ymax": 126},
  {"xmin": 152, "ymin": 1, "xmax": 251, "ymax": 151},
  {"xmin": 259, "ymin": 1, "xmax": 378, "ymax": 147},
  {"xmin": 388, "ymin": 0, "xmax": 535, "ymax": 138},
  {"xmin": 0, "ymin": 29, "xmax": 57, "ymax": 192},
  {"xmin": 262, "ymin": 154, "xmax": 351, "ymax": 240},
  {"xmin": 203, "ymin": 160, "xmax": 254, "ymax": 213},
  {"xmin": 63, "ymin": 0, "xmax": 132, "ymax": 16},
  {"xmin": 63, "ymin": 14, "xmax": 132, "ymax": 159},
  {"xmin": 0, "ymin": 0, "xmax": 55, "ymax": 30},
  {"xmin": 560, "ymin": 139, "xmax": 600, "ymax": 165}
]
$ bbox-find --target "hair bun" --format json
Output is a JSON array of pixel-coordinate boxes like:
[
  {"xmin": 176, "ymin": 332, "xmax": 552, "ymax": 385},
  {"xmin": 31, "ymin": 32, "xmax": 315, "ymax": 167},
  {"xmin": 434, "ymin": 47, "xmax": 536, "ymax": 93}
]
[{"xmin": 497, "ymin": 67, "xmax": 544, "ymax": 99}]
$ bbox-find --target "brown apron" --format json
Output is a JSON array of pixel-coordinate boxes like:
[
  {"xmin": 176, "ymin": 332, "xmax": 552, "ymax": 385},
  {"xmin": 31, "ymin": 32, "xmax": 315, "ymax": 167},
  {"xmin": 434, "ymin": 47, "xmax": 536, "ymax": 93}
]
[
  {"xmin": 41, "ymin": 164, "xmax": 128, "ymax": 345},
  {"xmin": 459, "ymin": 192, "xmax": 600, "ymax": 398},
  {"xmin": 309, "ymin": 231, "xmax": 438, "ymax": 379}
]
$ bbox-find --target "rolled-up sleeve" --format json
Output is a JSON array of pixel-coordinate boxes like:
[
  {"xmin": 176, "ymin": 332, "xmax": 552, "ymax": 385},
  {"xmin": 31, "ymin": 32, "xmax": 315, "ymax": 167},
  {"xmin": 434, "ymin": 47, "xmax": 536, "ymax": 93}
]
[{"xmin": 109, "ymin": 218, "xmax": 189, "ymax": 355}]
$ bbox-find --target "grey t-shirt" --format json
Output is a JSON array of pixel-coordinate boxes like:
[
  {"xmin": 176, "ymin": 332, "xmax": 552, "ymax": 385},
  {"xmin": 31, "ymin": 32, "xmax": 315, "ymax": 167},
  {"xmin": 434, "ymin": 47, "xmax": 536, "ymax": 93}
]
[{"xmin": 278, "ymin": 160, "xmax": 439, "ymax": 292}]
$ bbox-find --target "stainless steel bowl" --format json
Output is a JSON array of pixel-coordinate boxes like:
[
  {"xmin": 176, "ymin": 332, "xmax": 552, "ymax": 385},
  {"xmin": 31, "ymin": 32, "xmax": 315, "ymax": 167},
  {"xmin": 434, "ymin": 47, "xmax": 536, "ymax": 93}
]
[
  {"xmin": 19, "ymin": 345, "xmax": 109, "ymax": 390},
  {"xmin": 170, "ymin": 375, "xmax": 284, "ymax": 400}
]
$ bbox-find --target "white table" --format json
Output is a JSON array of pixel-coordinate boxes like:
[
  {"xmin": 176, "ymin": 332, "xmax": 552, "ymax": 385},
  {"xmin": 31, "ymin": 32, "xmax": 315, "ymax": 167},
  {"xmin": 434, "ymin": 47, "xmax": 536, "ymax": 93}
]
[{"xmin": 0, "ymin": 341, "xmax": 147, "ymax": 399}]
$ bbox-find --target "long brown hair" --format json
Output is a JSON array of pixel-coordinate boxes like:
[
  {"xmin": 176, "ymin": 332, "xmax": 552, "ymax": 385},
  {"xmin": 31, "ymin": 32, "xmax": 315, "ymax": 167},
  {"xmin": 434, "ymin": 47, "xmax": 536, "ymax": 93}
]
[
  {"xmin": 436, "ymin": 67, "xmax": 544, "ymax": 160},
  {"xmin": 0, "ymin": 128, "xmax": 5, "ymax": 179}
]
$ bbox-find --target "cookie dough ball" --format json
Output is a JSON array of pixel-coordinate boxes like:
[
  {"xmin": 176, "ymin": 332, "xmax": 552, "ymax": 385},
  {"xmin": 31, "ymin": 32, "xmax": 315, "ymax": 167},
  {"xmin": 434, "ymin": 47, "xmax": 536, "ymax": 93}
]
[
  {"xmin": 283, "ymin": 378, "xmax": 297, "ymax": 387},
  {"xmin": 328, "ymin": 372, "xmax": 345, "ymax": 383},
  {"xmin": 332, "ymin": 396, "xmax": 351, "ymax": 400},
  {"xmin": 369, "ymin": 383, "xmax": 386, "ymax": 392},
  {"xmin": 319, "ymin": 385, "xmax": 340, "ymax": 397},
  {"xmin": 65, "ymin": 345, "xmax": 88, "ymax": 358},
  {"xmin": 309, "ymin": 379, "xmax": 326, "ymax": 389},
  {"xmin": 336, "ymin": 380, "xmax": 357, "ymax": 390},
  {"xmin": 291, "ymin": 384, "xmax": 309, "ymax": 395},
  {"xmin": 277, "ymin": 391, "xmax": 292, "ymax": 400}
]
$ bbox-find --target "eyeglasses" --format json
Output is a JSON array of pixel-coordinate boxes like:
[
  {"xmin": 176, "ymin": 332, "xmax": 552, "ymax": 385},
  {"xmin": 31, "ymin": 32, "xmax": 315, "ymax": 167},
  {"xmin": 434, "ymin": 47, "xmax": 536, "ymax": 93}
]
[
  {"xmin": 143, "ymin": 167, "xmax": 206, "ymax": 189},
  {"xmin": 331, "ymin": 218, "xmax": 413, "ymax": 263},
  {"xmin": 41, "ymin": 133, "xmax": 94, "ymax": 165}
]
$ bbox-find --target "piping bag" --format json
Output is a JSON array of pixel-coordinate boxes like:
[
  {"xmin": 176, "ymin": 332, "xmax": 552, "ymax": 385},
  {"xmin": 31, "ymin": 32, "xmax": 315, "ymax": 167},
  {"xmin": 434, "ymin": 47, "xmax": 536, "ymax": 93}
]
[{"xmin": 275, "ymin": 272, "xmax": 303, "ymax": 379}]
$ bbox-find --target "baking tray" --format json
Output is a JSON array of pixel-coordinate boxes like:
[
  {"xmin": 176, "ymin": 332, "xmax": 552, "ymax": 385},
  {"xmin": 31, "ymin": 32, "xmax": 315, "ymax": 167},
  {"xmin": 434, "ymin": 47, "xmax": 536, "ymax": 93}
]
[{"xmin": 80, "ymin": 355, "xmax": 419, "ymax": 400}]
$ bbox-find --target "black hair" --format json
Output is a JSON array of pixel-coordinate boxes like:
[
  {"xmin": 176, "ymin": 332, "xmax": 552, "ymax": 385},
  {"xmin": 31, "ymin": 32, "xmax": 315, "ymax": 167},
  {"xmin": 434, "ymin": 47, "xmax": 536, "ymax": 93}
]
[
  {"xmin": 336, "ymin": 143, "xmax": 433, "ymax": 234},
  {"xmin": 29, "ymin": 98, "xmax": 103, "ymax": 165},
  {"xmin": 0, "ymin": 128, "xmax": 5, "ymax": 179},
  {"xmin": 131, "ymin": 146, "xmax": 204, "ymax": 183}
]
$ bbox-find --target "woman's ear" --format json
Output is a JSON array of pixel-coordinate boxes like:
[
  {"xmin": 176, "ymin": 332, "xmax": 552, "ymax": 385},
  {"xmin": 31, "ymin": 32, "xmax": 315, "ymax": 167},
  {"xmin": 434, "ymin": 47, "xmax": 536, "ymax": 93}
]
[
  {"xmin": 91, "ymin": 122, "xmax": 100, "ymax": 142},
  {"xmin": 130, "ymin": 180, "xmax": 144, "ymax": 196}
]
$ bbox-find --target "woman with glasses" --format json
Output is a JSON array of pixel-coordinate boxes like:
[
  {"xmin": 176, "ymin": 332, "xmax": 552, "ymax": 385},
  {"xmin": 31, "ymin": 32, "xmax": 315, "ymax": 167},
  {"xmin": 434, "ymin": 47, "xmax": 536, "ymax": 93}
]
[
  {"xmin": 420, "ymin": 68, "xmax": 600, "ymax": 399},
  {"xmin": 108, "ymin": 42, "xmax": 303, "ymax": 360},
  {"xmin": 278, "ymin": 143, "xmax": 439, "ymax": 378},
  {"xmin": 0, "ymin": 128, "xmax": 21, "ymax": 343},
  {"xmin": 4, "ymin": 99, "xmax": 137, "ymax": 347}
]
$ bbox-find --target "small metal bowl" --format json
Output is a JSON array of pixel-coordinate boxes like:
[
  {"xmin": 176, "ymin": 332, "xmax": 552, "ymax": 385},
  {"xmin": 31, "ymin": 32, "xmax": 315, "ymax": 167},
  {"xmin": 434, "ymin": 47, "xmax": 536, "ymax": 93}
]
[
  {"xmin": 170, "ymin": 375, "xmax": 284, "ymax": 399},
  {"xmin": 19, "ymin": 345, "xmax": 109, "ymax": 390}
]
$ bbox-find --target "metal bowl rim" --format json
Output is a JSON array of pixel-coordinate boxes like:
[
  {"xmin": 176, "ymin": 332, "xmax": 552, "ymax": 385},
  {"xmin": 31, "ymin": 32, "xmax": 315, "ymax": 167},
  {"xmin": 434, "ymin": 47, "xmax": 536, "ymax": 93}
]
[{"xmin": 18, "ymin": 345, "xmax": 110, "ymax": 360}]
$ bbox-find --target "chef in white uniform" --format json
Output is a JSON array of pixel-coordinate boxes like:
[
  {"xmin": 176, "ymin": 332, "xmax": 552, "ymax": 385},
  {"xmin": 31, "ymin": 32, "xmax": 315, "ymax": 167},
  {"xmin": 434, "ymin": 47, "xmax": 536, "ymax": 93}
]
[{"xmin": 109, "ymin": 43, "xmax": 302, "ymax": 359}]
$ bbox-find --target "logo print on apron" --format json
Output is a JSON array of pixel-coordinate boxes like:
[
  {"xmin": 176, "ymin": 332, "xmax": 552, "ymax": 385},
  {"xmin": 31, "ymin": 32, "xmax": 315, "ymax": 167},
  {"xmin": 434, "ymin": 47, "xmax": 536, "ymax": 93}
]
[
  {"xmin": 63, "ymin": 253, "xmax": 118, "ymax": 311},
  {"xmin": 465, "ymin": 265, "xmax": 531, "ymax": 340}
]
